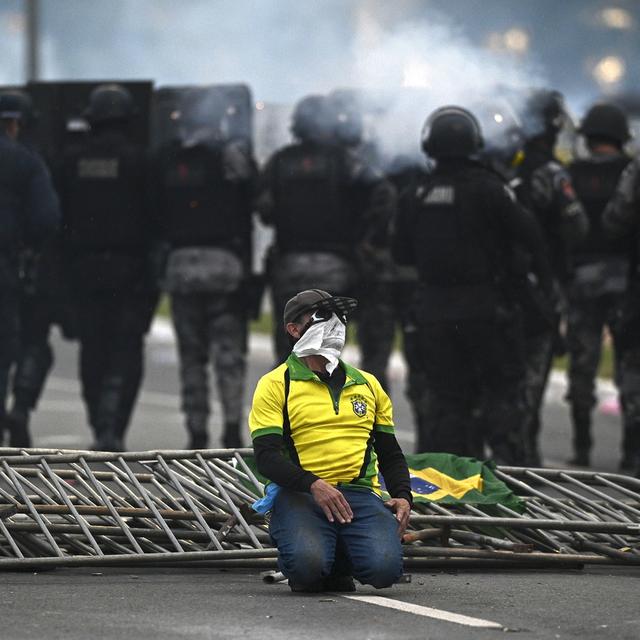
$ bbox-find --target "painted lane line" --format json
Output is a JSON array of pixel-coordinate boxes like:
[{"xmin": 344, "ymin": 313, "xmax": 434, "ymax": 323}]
[{"xmin": 342, "ymin": 594, "xmax": 503, "ymax": 629}]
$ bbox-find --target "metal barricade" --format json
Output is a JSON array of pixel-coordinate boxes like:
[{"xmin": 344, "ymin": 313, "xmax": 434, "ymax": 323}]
[{"xmin": 0, "ymin": 449, "xmax": 638, "ymax": 570}]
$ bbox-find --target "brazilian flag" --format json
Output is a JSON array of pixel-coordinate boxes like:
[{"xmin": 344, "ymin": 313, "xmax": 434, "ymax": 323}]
[
  {"xmin": 244, "ymin": 452, "xmax": 524, "ymax": 512},
  {"xmin": 379, "ymin": 452, "xmax": 524, "ymax": 512}
]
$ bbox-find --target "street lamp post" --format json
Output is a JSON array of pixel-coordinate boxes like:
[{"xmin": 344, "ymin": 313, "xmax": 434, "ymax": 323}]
[{"xmin": 25, "ymin": 0, "xmax": 40, "ymax": 81}]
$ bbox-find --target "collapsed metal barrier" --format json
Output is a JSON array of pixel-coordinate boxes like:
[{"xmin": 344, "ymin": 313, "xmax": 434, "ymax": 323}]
[{"xmin": 0, "ymin": 448, "xmax": 638, "ymax": 570}]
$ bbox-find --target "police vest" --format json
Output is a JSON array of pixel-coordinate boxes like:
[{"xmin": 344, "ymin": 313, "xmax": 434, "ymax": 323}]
[
  {"xmin": 158, "ymin": 145, "xmax": 250, "ymax": 253},
  {"xmin": 570, "ymin": 156, "xmax": 631, "ymax": 261},
  {"xmin": 411, "ymin": 168, "xmax": 509, "ymax": 289},
  {"xmin": 62, "ymin": 132, "xmax": 147, "ymax": 252},
  {"xmin": 272, "ymin": 143, "xmax": 356, "ymax": 255}
]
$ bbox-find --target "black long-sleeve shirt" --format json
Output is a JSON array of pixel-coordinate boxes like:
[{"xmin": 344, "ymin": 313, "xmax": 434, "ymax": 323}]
[{"xmin": 252, "ymin": 364, "xmax": 412, "ymax": 505}]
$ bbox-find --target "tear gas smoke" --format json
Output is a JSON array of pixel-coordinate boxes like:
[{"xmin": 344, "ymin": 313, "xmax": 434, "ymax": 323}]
[
  {"xmin": 1, "ymin": 1, "xmax": 552, "ymax": 163},
  {"xmin": 347, "ymin": 18, "xmax": 547, "ymax": 163}
]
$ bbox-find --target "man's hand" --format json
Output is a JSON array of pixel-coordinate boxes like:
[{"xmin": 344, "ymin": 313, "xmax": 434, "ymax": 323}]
[
  {"xmin": 384, "ymin": 498, "xmax": 411, "ymax": 537},
  {"xmin": 310, "ymin": 479, "xmax": 353, "ymax": 524}
]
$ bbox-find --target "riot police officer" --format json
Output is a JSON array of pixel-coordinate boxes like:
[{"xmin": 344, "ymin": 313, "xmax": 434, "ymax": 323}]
[
  {"xmin": 58, "ymin": 84, "xmax": 157, "ymax": 451},
  {"xmin": 386, "ymin": 154, "xmax": 431, "ymax": 451},
  {"xmin": 567, "ymin": 103, "xmax": 633, "ymax": 468},
  {"xmin": 393, "ymin": 106, "xmax": 553, "ymax": 464},
  {"xmin": 603, "ymin": 149, "xmax": 640, "ymax": 477},
  {"xmin": 0, "ymin": 90, "xmax": 60, "ymax": 446},
  {"xmin": 514, "ymin": 89, "xmax": 588, "ymax": 466},
  {"xmin": 3, "ymin": 90, "xmax": 75, "ymax": 449},
  {"xmin": 258, "ymin": 95, "xmax": 391, "ymax": 364},
  {"xmin": 154, "ymin": 90, "xmax": 257, "ymax": 449}
]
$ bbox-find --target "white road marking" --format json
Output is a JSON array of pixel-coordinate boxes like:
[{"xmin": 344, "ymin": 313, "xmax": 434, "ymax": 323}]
[{"xmin": 342, "ymin": 594, "xmax": 503, "ymax": 629}]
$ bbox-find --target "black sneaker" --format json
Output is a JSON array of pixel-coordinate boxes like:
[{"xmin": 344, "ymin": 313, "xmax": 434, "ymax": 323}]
[
  {"xmin": 323, "ymin": 575, "xmax": 356, "ymax": 592},
  {"xmin": 288, "ymin": 580, "xmax": 324, "ymax": 593}
]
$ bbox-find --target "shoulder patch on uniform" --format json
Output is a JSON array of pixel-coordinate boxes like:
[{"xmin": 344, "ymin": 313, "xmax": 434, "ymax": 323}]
[
  {"xmin": 351, "ymin": 394, "xmax": 368, "ymax": 418},
  {"xmin": 423, "ymin": 185, "xmax": 455, "ymax": 205}
]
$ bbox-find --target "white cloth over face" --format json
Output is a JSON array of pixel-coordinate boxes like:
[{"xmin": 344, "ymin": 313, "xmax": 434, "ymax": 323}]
[{"xmin": 292, "ymin": 313, "xmax": 346, "ymax": 374}]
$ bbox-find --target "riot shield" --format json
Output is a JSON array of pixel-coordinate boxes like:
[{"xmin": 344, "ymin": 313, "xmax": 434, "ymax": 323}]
[
  {"xmin": 26, "ymin": 80, "xmax": 153, "ymax": 165},
  {"xmin": 152, "ymin": 84, "xmax": 253, "ymax": 152}
]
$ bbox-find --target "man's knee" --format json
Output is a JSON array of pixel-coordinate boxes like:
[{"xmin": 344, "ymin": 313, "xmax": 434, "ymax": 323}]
[
  {"xmin": 354, "ymin": 553, "xmax": 403, "ymax": 589},
  {"xmin": 278, "ymin": 542, "xmax": 331, "ymax": 587}
]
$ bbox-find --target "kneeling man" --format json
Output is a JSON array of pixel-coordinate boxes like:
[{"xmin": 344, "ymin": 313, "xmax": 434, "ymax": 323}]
[{"xmin": 249, "ymin": 289, "xmax": 412, "ymax": 592}]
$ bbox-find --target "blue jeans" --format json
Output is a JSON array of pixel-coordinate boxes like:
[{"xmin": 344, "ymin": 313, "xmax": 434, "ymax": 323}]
[{"xmin": 269, "ymin": 487, "xmax": 403, "ymax": 589}]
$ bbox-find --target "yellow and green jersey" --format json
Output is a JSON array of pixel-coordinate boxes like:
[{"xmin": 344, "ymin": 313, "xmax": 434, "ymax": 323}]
[{"xmin": 249, "ymin": 354, "xmax": 395, "ymax": 492}]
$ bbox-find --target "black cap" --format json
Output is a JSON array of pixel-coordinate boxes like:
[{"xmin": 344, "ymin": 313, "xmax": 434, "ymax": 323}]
[
  {"xmin": 283, "ymin": 289, "xmax": 358, "ymax": 325},
  {"xmin": 0, "ymin": 90, "xmax": 31, "ymax": 120}
]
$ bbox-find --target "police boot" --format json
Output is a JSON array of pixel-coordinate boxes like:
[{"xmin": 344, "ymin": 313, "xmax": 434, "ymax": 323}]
[
  {"xmin": 568, "ymin": 406, "xmax": 591, "ymax": 467},
  {"xmin": 186, "ymin": 413, "xmax": 209, "ymax": 450},
  {"xmin": 92, "ymin": 423, "xmax": 120, "ymax": 452},
  {"xmin": 6, "ymin": 408, "xmax": 32, "ymax": 448},
  {"xmin": 620, "ymin": 422, "xmax": 640, "ymax": 473},
  {"xmin": 222, "ymin": 421, "xmax": 244, "ymax": 449}
]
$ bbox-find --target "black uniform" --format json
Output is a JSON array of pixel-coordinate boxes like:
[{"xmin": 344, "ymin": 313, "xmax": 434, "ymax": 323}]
[
  {"xmin": 0, "ymin": 130, "xmax": 60, "ymax": 444},
  {"xmin": 352, "ymin": 162, "xmax": 397, "ymax": 393},
  {"xmin": 603, "ymin": 157, "xmax": 640, "ymax": 475},
  {"xmin": 387, "ymin": 159, "xmax": 431, "ymax": 450},
  {"xmin": 514, "ymin": 144, "xmax": 588, "ymax": 464},
  {"xmin": 155, "ymin": 139, "xmax": 256, "ymax": 448},
  {"xmin": 258, "ymin": 140, "xmax": 384, "ymax": 362},
  {"xmin": 59, "ymin": 125, "xmax": 157, "ymax": 450},
  {"xmin": 567, "ymin": 153, "xmax": 631, "ymax": 465},
  {"xmin": 394, "ymin": 159, "xmax": 552, "ymax": 464},
  {"xmin": 10, "ymin": 243, "xmax": 74, "ymax": 431}
]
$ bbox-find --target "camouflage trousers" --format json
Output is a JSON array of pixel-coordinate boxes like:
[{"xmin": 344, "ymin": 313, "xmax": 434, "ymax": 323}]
[
  {"xmin": 522, "ymin": 328, "xmax": 555, "ymax": 465},
  {"xmin": 170, "ymin": 293, "xmax": 247, "ymax": 428},
  {"xmin": 567, "ymin": 293, "xmax": 640, "ymax": 463},
  {"xmin": 616, "ymin": 344, "xmax": 640, "ymax": 468},
  {"xmin": 269, "ymin": 252, "xmax": 354, "ymax": 364}
]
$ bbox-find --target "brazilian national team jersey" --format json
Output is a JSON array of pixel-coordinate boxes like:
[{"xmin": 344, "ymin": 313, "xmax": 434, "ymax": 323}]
[{"xmin": 248, "ymin": 354, "xmax": 394, "ymax": 492}]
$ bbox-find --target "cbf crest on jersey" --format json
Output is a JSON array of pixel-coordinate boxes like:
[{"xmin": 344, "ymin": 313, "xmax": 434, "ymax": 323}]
[{"xmin": 351, "ymin": 394, "xmax": 368, "ymax": 418}]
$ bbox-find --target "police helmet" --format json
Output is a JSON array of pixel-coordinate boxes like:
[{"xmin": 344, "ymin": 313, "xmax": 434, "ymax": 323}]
[
  {"xmin": 521, "ymin": 89, "xmax": 566, "ymax": 139},
  {"xmin": 421, "ymin": 106, "xmax": 484, "ymax": 159},
  {"xmin": 84, "ymin": 83, "xmax": 134, "ymax": 124},
  {"xmin": 579, "ymin": 102, "xmax": 630, "ymax": 146},
  {"xmin": 0, "ymin": 90, "xmax": 33, "ymax": 121},
  {"xmin": 291, "ymin": 95, "xmax": 333, "ymax": 143}
]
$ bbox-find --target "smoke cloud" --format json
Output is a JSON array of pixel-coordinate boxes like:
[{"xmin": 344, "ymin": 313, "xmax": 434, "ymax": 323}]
[
  {"xmin": 4, "ymin": 1, "xmax": 552, "ymax": 159},
  {"xmin": 347, "ymin": 16, "xmax": 547, "ymax": 161}
]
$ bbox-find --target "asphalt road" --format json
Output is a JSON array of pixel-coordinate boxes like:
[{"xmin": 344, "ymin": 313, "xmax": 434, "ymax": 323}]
[{"xmin": 1, "ymin": 320, "xmax": 638, "ymax": 640}]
